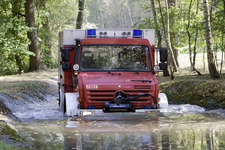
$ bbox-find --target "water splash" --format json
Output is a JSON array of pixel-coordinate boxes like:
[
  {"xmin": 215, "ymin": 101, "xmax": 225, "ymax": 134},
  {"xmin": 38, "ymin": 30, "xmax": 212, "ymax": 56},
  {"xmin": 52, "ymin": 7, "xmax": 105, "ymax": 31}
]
[
  {"xmin": 167, "ymin": 104, "xmax": 205, "ymax": 113},
  {"xmin": 1, "ymin": 93, "xmax": 64, "ymax": 122}
]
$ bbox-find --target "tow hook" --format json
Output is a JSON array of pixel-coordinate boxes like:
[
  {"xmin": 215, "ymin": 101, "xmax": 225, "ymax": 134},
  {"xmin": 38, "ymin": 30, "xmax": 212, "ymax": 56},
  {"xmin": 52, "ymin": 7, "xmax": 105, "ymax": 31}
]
[
  {"xmin": 103, "ymin": 90, "xmax": 159, "ymax": 112},
  {"xmin": 103, "ymin": 91, "xmax": 135, "ymax": 112}
]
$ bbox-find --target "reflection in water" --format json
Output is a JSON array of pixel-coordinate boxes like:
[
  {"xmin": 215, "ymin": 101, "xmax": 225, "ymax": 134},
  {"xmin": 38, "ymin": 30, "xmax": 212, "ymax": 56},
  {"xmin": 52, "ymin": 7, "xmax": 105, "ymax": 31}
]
[
  {"xmin": 12, "ymin": 111, "xmax": 225, "ymax": 150},
  {"xmin": 61, "ymin": 113, "xmax": 225, "ymax": 150},
  {"xmin": 158, "ymin": 121, "xmax": 225, "ymax": 150},
  {"xmin": 63, "ymin": 131, "xmax": 158, "ymax": 150},
  {"xmin": 63, "ymin": 113, "xmax": 159, "ymax": 150}
]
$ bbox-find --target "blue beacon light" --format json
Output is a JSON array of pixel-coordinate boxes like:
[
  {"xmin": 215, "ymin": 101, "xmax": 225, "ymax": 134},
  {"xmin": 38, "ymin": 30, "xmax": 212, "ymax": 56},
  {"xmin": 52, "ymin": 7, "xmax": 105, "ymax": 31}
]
[
  {"xmin": 133, "ymin": 29, "xmax": 142, "ymax": 38},
  {"xmin": 87, "ymin": 29, "xmax": 96, "ymax": 38}
]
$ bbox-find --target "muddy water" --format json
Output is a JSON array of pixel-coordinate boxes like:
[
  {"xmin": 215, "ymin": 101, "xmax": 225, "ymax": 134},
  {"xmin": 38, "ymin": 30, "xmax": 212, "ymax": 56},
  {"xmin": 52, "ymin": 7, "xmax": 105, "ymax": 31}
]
[{"xmin": 9, "ymin": 102, "xmax": 225, "ymax": 150}]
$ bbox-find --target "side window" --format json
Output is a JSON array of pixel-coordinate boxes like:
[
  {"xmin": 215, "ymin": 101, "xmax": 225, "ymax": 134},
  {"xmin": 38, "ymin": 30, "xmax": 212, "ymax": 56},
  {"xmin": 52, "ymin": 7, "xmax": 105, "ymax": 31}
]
[{"xmin": 81, "ymin": 50, "xmax": 95, "ymax": 68}]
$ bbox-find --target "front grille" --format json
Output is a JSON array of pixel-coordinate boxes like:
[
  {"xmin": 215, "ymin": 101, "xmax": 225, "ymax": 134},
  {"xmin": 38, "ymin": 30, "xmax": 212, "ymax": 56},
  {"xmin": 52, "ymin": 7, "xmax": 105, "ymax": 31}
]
[{"xmin": 87, "ymin": 90, "xmax": 151, "ymax": 101}]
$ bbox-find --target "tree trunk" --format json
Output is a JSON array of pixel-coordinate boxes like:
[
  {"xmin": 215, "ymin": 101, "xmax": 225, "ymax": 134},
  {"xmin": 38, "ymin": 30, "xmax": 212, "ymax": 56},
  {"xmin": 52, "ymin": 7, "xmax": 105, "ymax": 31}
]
[
  {"xmin": 220, "ymin": 0, "xmax": 225, "ymax": 74},
  {"xmin": 150, "ymin": 0, "xmax": 170, "ymax": 76},
  {"xmin": 186, "ymin": 0, "xmax": 201, "ymax": 75},
  {"xmin": 193, "ymin": 31, "xmax": 198, "ymax": 70},
  {"xmin": 168, "ymin": 0, "xmax": 179, "ymax": 68},
  {"xmin": 187, "ymin": 0, "xmax": 194, "ymax": 70},
  {"xmin": 170, "ymin": 34, "xmax": 179, "ymax": 68},
  {"xmin": 158, "ymin": 0, "xmax": 177, "ymax": 79},
  {"xmin": 76, "ymin": 0, "xmax": 85, "ymax": 29},
  {"xmin": 25, "ymin": 0, "xmax": 41, "ymax": 71},
  {"xmin": 203, "ymin": 48, "xmax": 206, "ymax": 72},
  {"xmin": 165, "ymin": 0, "xmax": 178, "ymax": 74},
  {"xmin": 98, "ymin": 0, "xmax": 105, "ymax": 28},
  {"xmin": 203, "ymin": 0, "xmax": 220, "ymax": 79},
  {"xmin": 40, "ymin": 1, "xmax": 52, "ymax": 68},
  {"xmin": 150, "ymin": 0, "xmax": 161, "ymax": 48},
  {"xmin": 12, "ymin": 1, "xmax": 23, "ymax": 74},
  {"xmin": 220, "ymin": 32, "xmax": 224, "ymax": 74},
  {"xmin": 126, "ymin": 0, "xmax": 133, "ymax": 27},
  {"xmin": 121, "ymin": 0, "xmax": 126, "ymax": 28},
  {"xmin": 193, "ymin": 30, "xmax": 202, "ymax": 75}
]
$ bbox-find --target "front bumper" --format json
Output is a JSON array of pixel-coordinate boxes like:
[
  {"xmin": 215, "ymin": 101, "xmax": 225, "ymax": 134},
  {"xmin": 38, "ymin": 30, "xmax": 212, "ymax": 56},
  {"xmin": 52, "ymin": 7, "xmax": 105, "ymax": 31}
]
[{"xmin": 78, "ymin": 109, "xmax": 161, "ymax": 117}]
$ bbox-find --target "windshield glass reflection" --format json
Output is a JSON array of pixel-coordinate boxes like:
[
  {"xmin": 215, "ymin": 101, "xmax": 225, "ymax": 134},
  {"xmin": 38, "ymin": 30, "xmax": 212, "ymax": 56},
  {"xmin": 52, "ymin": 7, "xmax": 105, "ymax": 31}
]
[{"xmin": 80, "ymin": 45, "xmax": 151, "ymax": 71}]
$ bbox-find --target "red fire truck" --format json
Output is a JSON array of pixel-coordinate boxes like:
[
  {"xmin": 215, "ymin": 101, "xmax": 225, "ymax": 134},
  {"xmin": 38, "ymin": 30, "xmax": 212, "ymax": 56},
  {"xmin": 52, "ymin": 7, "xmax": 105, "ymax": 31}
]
[{"xmin": 58, "ymin": 29, "xmax": 168, "ymax": 116}]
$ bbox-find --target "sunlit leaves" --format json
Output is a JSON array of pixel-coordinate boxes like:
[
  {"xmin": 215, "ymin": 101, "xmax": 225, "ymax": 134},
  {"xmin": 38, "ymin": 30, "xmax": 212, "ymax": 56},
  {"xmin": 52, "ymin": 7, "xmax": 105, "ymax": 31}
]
[
  {"xmin": 0, "ymin": 1, "xmax": 31, "ymax": 75},
  {"xmin": 138, "ymin": 0, "xmax": 224, "ymax": 54}
]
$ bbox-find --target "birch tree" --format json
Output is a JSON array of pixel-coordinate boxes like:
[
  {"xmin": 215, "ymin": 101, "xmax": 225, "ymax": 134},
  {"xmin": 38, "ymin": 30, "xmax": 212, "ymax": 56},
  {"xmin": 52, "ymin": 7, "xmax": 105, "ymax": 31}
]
[
  {"xmin": 158, "ymin": 0, "xmax": 178, "ymax": 79},
  {"xmin": 186, "ymin": 0, "xmax": 201, "ymax": 75},
  {"xmin": 203, "ymin": 0, "xmax": 220, "ymax": 79},
  {"xmin": 150, "ymin": 0, "xmax": 169, "ymax": 76}
]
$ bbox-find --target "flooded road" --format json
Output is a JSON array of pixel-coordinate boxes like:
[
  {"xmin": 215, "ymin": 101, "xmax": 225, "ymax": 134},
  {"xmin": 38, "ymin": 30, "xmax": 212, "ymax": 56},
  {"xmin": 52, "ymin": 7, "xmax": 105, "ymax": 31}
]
[{"xmin": 8, "ymin": 102, "xmax": 225, "ymax": 150}]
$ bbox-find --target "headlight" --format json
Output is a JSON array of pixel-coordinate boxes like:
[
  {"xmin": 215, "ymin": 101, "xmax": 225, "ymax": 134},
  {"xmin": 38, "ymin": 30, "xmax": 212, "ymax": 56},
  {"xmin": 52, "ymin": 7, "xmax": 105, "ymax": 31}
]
[{"xmin": 82, "ymin": 111, "xmax": 93, "ymax": 116}]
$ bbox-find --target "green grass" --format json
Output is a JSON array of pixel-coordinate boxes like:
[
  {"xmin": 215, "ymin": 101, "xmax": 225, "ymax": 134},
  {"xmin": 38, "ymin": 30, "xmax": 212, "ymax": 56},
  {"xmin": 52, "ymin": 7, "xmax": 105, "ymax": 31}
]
[
  {"xmin": 158, "ymin": 72, "xmax": 225, "ymax": 109},
  {"xmin": 0, "ymin": 69, "xmax": 57, "ymax": 82},
  {"xmin": 0, "ymin": 121, "xmax": 31, "ymax": 150},
  {"xmin": 0, "ymin": 141, "xmax": 31, "ymax": 150}
]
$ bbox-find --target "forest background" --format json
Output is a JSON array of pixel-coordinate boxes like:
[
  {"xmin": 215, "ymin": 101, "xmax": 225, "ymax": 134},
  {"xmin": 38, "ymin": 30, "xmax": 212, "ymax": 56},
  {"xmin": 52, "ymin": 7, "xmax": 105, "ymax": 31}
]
[{"xmin": 0, "ymin": 0, "xmax": 224, "ymax": 79}]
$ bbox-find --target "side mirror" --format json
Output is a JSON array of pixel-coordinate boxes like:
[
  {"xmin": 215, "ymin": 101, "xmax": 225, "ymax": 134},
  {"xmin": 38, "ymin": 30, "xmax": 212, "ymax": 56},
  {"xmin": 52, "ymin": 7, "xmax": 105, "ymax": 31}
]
[
  {"xmin": 159, "ymin": 48, "xmax": 168, "ymax": 62},
  {"xmin": 159, "ymin": 62, "xmax": 168, "ymax": 70},
  {"xmin": 61, "ymin": 48, "xmax": 70, "ymax": 61}
]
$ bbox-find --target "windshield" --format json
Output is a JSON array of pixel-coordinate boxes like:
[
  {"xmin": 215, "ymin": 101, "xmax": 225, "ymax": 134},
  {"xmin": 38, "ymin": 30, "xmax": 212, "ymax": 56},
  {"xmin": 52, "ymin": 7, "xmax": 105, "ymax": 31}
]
[{"xmin": 80, "ymin": 45, "xmax": 151, "ymax": 71}]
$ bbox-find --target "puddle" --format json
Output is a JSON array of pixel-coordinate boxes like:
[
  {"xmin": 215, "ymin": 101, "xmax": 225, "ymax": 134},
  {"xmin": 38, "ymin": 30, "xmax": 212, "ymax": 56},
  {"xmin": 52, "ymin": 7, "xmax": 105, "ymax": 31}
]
[{"xmin": 2, "ymin": 96, "xmax": 225, "ymax": 150}]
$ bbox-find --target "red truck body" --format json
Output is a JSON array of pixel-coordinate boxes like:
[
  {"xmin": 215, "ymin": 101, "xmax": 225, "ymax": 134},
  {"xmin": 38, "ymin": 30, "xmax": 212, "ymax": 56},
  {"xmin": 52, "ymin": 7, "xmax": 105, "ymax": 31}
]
[{"xmin": 58, "ymin": 29, "xmax": 168, "ymax": 116}]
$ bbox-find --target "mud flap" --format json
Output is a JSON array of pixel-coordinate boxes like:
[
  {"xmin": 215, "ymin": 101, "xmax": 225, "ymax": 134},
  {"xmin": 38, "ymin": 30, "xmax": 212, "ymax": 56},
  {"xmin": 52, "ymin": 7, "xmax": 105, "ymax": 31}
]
[
  {"xmin": 158, "ymin": 93, "xmax": 168, "ymax": 109},
  {"xmin": 59, "ymin": 89, "xmax": 64, "ymax": 109},
  {"xmin": 65, "ymin": 93, "xmax": 79, "ymax": 116}
]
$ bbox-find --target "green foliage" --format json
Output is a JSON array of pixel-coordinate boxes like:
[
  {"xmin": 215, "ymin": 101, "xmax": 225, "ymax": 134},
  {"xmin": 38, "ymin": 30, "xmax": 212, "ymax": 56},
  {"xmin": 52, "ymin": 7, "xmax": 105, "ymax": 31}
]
[
  {"xmin": 0, "ymin": 0, "xmax": 31, "ymax": 75},
  {"xmin": 0, "ymin": 0, "xmax": 79, "ymax": 74},
  {"xmin": 0, "ymin": 0, "xmax": 224, "ymax": 75},
  {"xmin": 35, "ymin": 0, "xmax": 78, "ymax": 68},
  {"xmin": 138, "ymin": 0, "xmax": 224, "ymax": 55}
]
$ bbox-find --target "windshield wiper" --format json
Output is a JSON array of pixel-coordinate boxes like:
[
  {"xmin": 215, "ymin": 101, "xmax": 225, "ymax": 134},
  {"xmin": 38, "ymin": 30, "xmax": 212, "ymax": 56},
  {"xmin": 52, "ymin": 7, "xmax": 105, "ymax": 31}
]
[
  {"xmin": 110, "ymin": 68, "xmax": 140, "ymax": 74},
  {"xmin": 131, "ymin": 80, "xmax": 152, "ymax": 83},
  {"xmin": 110, "ymin": 67, "xmax": 130, "ymax": 70}
]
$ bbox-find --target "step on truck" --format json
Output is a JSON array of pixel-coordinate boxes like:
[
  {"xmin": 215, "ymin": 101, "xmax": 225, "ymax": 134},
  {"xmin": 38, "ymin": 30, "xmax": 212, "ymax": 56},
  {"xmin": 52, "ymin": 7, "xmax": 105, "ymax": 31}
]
[{"xmin": 58, "ymin": 28, "xmax": 168, "ymax": 116}]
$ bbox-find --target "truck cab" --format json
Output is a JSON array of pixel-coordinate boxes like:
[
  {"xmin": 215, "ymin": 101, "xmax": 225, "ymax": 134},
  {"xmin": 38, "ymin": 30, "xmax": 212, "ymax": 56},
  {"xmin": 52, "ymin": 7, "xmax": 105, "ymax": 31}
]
[{"xmin": 58, "ymin": 29, "xmax": 168, "ymax": 116}]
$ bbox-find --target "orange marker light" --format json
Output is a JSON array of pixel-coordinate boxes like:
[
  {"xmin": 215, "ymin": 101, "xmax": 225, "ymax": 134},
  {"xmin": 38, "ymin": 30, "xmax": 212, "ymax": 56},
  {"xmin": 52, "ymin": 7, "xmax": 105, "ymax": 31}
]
[
  {"xmin": 157, "ymin": 98, "xmax": 160, "ymax": 102},
  {"xmin": 78, "ymin": 97, "xmax": 82, "ymax": 102}
]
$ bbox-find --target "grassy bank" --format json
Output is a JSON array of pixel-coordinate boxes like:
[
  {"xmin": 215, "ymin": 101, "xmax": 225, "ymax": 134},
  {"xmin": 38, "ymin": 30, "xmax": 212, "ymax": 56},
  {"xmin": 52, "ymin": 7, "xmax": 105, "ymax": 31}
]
[
  {"xmin": 158, "ymin": 73, "xmax": 225, "ymax": 110},
  {"xmin": 0, "ymin": 69, "xmax": 58, "ymax": 149},
  {"xmin": 0, "ymin": 69, "xmax": 58, "ymax": 119}
]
